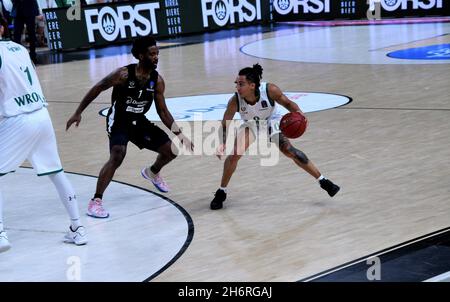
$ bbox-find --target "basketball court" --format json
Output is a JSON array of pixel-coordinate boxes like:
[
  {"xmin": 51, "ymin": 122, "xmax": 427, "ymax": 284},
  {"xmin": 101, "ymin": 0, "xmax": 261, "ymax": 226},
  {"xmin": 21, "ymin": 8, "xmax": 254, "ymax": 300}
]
[{"xmin": 1, "ymin": 18, "xmax": 449, "ymax": 281}]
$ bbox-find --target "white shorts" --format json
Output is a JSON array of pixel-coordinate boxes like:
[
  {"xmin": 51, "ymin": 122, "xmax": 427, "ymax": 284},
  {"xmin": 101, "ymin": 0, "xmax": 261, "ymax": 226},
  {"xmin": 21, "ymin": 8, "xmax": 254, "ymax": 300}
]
[
  {"xmin": 239, "ymin": 118, "xmax": 281, "ymax": 141},
  {"xmin": 0, "ymin": 108, "xmax": 63, "ymax": 176}
]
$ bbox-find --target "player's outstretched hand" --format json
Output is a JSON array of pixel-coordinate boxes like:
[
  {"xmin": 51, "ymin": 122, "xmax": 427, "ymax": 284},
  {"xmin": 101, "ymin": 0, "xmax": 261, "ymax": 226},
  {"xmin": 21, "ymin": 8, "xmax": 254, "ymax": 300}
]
[
  {"xmin": 66, "ymin": 113, "xmax": 82, "ymax": 131},
  {"xmin": 177, "ymin": 133, "xmax": 194, "ymax": 152}
]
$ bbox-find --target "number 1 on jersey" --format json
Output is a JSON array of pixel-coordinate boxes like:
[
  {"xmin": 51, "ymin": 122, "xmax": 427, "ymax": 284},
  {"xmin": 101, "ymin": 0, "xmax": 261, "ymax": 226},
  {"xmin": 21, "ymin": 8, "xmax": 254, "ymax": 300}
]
[{"xmin": 23, "ymin": 66, "xmax": 33, "ymax": 86}]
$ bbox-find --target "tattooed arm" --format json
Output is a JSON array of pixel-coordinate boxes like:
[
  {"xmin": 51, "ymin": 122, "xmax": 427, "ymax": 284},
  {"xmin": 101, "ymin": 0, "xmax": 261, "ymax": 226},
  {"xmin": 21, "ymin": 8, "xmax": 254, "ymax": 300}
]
[
  {"xmin": 267, "ymin": 83, "xmax": 303, "ymax": 114},
  {"xmin": 66, "ymin": 67, "xmax": 128, "ymax": 130}
]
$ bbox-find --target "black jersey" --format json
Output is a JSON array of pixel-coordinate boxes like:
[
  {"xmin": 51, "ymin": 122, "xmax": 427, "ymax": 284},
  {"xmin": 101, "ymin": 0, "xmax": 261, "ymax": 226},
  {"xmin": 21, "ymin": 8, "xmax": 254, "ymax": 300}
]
[{"xmin": 106, "ymin": 64, "xmax": 158, "ymax": 132}]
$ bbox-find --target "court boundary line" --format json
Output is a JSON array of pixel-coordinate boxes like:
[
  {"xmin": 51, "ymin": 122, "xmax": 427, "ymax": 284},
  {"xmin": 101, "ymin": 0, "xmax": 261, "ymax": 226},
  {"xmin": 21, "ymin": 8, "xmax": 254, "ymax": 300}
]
[
  {"xmin": 16, "ymin": 166, "xmax": 195, "ymax": 282},
  {"xmin": 299, "ymin": 226, "xmax": 450, "ymax": 282}
]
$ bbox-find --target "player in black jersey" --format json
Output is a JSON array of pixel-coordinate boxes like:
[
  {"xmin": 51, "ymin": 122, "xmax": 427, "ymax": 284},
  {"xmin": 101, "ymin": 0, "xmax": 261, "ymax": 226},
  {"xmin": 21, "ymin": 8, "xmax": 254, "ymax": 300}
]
[{"xmin": 66, "ymin": 36, "xmax": 193, "ymax": 218}]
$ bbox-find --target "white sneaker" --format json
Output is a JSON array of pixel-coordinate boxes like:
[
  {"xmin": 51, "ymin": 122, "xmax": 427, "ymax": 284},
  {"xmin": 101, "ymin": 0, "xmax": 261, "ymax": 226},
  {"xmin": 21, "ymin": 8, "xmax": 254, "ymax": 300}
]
[
  {"xmin": 0, "ymin": 231, "xmax": 11, "ymax": 253},
  {"xmin": 64, "ymin": 226, "xmax": 88, "ymax": 246}
]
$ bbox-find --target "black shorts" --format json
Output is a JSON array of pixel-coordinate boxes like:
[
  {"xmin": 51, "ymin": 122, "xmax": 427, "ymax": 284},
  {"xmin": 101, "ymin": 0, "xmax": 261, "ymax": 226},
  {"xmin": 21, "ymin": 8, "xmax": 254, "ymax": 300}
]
[{"xmin": 108, "ymin": 119, "xmax": 171, "ymax": 151}]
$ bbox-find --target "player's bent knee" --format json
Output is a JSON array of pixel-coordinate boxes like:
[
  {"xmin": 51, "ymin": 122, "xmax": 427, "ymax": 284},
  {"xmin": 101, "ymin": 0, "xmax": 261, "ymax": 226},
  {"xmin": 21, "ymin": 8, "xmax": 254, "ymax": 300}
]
[
  {"xmin": 159, "ymin": 142, "xmax": 177, "ymax": 159},
  {"xmin": 110, "ymin": 154, "xmax": 125, "ymax": 167},
  {"xmin": 167, "ymin": 151, "xmax": 177, "ymax": 160},
  {"xmin": 109, "ymin": 148, "xmax": 126, "ymax": 167},
  {"xmin": 162, "ymin": 146, "xmax": 177, "ymax": 160}
]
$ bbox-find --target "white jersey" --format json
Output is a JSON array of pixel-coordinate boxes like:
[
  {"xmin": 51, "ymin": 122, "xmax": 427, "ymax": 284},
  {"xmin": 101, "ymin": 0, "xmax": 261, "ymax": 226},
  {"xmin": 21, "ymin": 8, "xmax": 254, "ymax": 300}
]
[
  {"xmin": 0, "ymin": 40, "xmax": 47, "ymax": 118},
  {"xmin": 237, "ymin": 82, "xmax": 276, "ymax": 122}
]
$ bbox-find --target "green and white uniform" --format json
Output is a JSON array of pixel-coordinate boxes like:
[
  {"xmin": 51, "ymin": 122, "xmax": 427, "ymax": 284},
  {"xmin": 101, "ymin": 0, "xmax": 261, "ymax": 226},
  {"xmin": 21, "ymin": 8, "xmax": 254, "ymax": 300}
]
[
  {"xmin": 0, "ymin": 40, "xmax": 62, "ymax": 176},
  {"xmin": 236, "ymin": 82, "xmax": 280, "ymax": 138}
]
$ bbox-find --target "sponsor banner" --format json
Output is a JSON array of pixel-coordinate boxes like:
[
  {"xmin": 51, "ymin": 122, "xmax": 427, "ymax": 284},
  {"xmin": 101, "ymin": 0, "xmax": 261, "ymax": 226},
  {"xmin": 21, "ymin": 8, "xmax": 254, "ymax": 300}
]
[
  {"xmin": 387, "ymin": 44, "xmax": 450, "ymax": 60},
  {"xmin": 42, "ymin": 0, "xmax": 449, "ymax": 51},
  {"xmin": 44, "ymin": 8, "xmax": 84, "ymax": 50},
  {"xmin": 272, "ymin": 0, "xmax": 363, "ymax": 21},
  {"xmin": 272, "ymin": 0, "xmax": 449, "ymax": 22},
  {"xmin": 165, "ymin": 0, "xmax": 271, "ymax": 34},
  {"xmin": 84, "ymin": 2, "xmax": 161, "ymax": 43},
  {"xmin": 43, "ymin": 0, "xmax": 271, "ymax": 51},
  {"xmin": 44, "ymin": 1, "xmax": 166, "ymax": 50},
  {"xmin": 199, "ymin": 0, "xmax": 270, "ymax": 29},
  {"xmin": 367, "ymin": 0, "xmax": 447, "ymax": 18},
  {"xmin": 99, "ymin": 92, "xmax": 351, "ymax": 121}
]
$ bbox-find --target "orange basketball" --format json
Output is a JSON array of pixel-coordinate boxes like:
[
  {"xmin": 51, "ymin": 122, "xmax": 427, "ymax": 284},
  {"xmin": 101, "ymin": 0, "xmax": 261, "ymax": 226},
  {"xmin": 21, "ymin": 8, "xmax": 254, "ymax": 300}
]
[{"xmin": 280, "ymin": 112, "xmax": 308, "ymax": 139}]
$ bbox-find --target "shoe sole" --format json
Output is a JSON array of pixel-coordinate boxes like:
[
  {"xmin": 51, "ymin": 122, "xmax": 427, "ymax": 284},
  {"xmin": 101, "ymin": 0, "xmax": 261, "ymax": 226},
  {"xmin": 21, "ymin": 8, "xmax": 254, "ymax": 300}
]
[
  {"xmin": 64, "ymin": 238, "xmax": 88, "ymax": 246},
  {"xmin": 210, "ymin": 201, "xmax": 225, "ymax": 210},
  {"xmin": 141, "ymin": 168, "xmax": 169, "ymax": 193},
  {"xmin": 329, "ymin": 187, "xmax": 340, "ymax": 197},
  {"xmin": 0, "ymin": 245, "xmax": 11, "ymax": 253},
  {"xmin": 86, "ymin": 212, "xmax": 110, "ymax": 219}
]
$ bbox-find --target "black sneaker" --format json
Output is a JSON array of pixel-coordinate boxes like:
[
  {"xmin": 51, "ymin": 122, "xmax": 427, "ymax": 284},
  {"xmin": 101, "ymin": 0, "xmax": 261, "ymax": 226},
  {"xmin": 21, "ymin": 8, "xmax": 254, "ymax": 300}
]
[
  {"xmin": 319, "ymin": 179, "xmax": 340, "ymax": 197},
  {"xmin": 210, "ymin": 189, "xmax": 227, "ymax": 210}
]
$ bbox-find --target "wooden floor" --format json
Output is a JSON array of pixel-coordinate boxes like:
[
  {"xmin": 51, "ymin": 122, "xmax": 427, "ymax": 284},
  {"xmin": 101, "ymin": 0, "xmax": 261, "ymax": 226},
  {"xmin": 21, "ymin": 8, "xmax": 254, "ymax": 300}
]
[{"xmin": 5, "ymin": 22, "xmax": 450, "ymax": 281}]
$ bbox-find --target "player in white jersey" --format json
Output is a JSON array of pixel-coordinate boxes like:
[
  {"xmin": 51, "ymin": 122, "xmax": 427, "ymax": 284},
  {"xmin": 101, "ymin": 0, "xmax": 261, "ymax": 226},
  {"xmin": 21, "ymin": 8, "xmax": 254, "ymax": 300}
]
[
  {"xmin": 0, "ymin": 26, "xmax": 87, "ymax": 253},
  {"xmin": 210, "ymin": 64, "xmax": 340, "ymax": 210}
]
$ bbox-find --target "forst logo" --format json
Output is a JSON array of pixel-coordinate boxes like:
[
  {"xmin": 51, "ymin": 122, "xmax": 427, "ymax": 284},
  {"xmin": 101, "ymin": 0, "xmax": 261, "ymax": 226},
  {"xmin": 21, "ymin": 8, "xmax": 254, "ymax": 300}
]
[
  {"xmin": 85, "ymin": 3, "xmax": 160, "ymax": 43},
  {"xmin": 274, "ymin": 0, "xmax": 331, "ymax": 15},
  {"xmin": 368, "ymin": 0, "xmax": 443, "ymax": 11},
  {"xmin": 201, "ymin": 0, "xmax": 262, "ymax": 27}
]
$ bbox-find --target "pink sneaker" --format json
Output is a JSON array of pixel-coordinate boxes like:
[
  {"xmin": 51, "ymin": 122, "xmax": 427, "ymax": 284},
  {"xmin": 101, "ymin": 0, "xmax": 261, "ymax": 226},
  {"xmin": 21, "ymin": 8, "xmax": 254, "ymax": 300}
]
[
  {"xmin": 141, "ymin": 168, "xmax": 169, "ymax": 193},
  {"xmin": 87, "ymin": 198, "xmax": 109, "ymax": 218}
]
